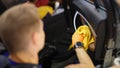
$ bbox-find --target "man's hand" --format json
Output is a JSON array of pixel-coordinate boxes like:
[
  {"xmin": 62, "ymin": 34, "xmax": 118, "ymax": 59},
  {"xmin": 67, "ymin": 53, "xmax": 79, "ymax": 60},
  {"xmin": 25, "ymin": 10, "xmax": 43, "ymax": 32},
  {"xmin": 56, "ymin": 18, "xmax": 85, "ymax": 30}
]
[
  {"xmin": 72, "ymin": 25, "xmax": 95, "ymax": 50},
  {"xmin": 72, "ymin": 32, "xmax": 84, "ymax": 47}
]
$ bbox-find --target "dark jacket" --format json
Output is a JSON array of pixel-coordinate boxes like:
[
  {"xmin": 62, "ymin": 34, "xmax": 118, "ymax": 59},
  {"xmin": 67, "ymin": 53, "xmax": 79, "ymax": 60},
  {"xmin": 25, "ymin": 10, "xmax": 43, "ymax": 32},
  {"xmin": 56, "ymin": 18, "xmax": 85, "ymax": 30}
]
[{"xmin": 0, "ymin": 55, "xmax": 41, "ymax": 68}]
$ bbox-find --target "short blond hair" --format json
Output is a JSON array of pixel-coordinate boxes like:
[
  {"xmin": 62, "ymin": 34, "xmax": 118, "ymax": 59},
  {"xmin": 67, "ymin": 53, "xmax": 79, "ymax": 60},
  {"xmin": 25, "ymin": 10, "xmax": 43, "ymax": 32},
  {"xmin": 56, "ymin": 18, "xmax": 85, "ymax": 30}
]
[{"xmin": 0, "ymin": 4, "xmax": 41, "ymax": 53}]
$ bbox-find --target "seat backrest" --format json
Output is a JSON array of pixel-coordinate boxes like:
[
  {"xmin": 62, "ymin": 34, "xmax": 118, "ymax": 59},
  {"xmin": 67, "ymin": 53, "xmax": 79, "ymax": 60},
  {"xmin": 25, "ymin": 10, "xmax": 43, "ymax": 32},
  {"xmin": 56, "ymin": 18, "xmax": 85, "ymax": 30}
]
[
  {"xmin": 43, "ymin": 12, "xmax": 68, "ymax": 44},
  {"xmin": 72, "ymin": 0, "xmax": 107, "ymax": 61},
  {"xmin": 43, "ymin": 12, "xmax": 74, "ymax": 62}
]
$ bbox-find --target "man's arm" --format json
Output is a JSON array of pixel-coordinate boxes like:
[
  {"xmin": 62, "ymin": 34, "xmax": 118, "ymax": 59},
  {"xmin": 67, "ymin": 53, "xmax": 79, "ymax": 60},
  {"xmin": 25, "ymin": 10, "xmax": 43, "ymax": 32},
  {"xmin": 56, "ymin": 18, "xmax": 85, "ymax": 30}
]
[
  {"xmin": 75, "ymin": 47, "xmax": 95, "ymax": 68},
  {"xmin": 65, "ymin": 25, "xmax": 95, "ymax": 68},
  {"xmin": 65, "ymin": 47, "xmax": 95, "ymax": 68}
]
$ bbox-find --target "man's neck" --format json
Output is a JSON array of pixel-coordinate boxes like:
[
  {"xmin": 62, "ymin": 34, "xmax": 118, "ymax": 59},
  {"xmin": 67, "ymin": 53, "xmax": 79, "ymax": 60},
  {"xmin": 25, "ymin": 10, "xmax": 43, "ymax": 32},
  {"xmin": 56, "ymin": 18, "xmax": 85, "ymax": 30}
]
[{"xmin": 9, "ymin": 52, "xmax": 39, "ymax": 64}]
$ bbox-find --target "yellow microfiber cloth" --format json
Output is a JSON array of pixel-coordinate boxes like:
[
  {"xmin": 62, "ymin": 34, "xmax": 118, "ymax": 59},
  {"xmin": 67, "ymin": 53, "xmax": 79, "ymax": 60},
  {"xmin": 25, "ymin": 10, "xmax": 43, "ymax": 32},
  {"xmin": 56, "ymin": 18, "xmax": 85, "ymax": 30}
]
[
  {"xmin": 38, "ymin": 6, "xmax": 54, "ymax": 19},
  {"xmin": 69, "ymin": 25, "xmax": 95, "ymax": 50}
]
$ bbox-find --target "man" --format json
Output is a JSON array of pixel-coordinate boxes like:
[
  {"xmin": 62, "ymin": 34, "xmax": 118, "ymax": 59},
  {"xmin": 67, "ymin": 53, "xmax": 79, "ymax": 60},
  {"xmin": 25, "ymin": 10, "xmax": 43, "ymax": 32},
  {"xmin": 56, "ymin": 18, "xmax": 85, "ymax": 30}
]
[
  {"xmin": 0, "ymin": 3, "xmax": 45, "ymax": 68},
  {"xmin": 0, "ymin": 3, "xmax": 95, "ymax": 68}
]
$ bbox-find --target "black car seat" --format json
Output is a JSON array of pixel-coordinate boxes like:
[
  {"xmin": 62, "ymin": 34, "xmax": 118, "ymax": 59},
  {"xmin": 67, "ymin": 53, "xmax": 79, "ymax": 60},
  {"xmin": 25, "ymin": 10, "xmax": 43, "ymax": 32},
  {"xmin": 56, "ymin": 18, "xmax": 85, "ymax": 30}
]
[{"xmin": 71, "ymin": 0, "xmax": 106, "ymax": 65}]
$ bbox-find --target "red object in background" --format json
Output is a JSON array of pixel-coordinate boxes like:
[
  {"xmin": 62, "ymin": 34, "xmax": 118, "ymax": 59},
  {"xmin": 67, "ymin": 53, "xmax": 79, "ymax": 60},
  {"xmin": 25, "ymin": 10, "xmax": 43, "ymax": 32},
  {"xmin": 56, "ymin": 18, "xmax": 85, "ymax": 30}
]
[{"xmin": 36, "ymin": 0, "xmax": 49, "ymax": 7}]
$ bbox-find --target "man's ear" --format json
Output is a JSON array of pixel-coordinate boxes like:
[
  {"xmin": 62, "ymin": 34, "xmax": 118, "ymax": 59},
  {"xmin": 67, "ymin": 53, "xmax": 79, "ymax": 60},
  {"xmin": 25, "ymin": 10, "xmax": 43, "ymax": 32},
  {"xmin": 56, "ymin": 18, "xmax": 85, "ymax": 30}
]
[{"xmin": 32, "ymin": 32, "xmax": 37, "ymax": 45}]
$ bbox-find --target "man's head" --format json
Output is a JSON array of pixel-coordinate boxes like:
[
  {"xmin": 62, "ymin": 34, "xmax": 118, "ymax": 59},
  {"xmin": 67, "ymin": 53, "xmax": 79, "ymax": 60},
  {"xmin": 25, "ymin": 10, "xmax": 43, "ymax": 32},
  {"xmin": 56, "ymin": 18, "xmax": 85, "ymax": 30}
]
[{"xmin": 0, "ymin": 4, "xmax": 45, "ymax": 54}]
